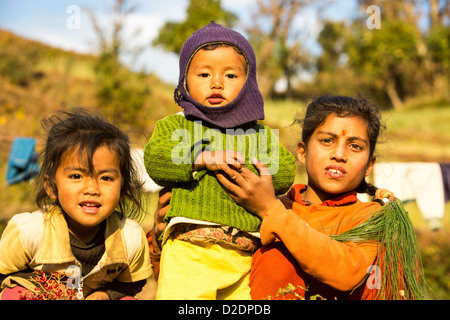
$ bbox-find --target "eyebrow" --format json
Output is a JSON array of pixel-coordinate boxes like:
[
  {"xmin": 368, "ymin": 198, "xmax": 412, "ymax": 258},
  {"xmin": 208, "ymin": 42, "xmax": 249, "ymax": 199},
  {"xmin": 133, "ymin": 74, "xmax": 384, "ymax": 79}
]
[
  {"xmin": 316, "ymin": 131, "xmax": 368, "ymax": 145},
  {"xmin": 226, "ymin": 66, "xmax": 246, "ymax": 73},
  {"xmin": 63, "ymin": 166, "xmax": 120, "ymax": 175},
  {"xmin": 191, "ymin": 64, "xmax": 245, "ymax": 72}
]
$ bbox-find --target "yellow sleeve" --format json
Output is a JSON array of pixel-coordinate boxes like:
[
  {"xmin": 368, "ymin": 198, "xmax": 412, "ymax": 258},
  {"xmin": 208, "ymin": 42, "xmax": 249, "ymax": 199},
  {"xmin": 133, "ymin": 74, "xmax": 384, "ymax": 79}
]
[
  {"xmin": 117, "ymin": 228, "xmax": 153, "ymax": 283},
  {"xmin": 0, "ymin": 219, "xmax": 32, "ymax": 275}
]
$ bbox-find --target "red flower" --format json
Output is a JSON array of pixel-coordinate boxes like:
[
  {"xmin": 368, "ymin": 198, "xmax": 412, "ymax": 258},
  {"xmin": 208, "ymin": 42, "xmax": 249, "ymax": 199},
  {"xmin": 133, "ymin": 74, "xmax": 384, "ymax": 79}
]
[{"xmin": 212, "ymin": 229, "xmax": 224, "ymax": 239}]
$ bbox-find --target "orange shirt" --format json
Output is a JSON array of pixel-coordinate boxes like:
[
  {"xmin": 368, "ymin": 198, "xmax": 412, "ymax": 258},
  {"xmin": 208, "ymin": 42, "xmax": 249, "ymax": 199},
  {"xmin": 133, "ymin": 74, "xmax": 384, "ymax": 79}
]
[{"xmin": 250, "ymin": 184, "xmax": 381, "ymax": 300}]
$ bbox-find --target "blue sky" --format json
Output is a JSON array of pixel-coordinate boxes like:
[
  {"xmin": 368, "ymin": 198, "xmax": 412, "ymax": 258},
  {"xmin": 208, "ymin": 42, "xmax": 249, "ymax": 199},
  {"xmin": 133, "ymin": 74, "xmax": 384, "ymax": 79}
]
[{"xmin": 0, "ymin": 0, "xmax": 359, "ymax": 84}]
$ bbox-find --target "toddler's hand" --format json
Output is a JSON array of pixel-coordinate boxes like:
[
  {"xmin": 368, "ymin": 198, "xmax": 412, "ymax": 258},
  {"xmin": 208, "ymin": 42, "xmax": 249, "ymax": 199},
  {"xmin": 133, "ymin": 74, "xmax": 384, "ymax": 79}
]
[
  {"xmin": 194, "ymin": 150, "xmax": 245, "ymax": 179},
  {"xmin": 216, "ymin": 158, "xmax": 277, "ymax": 219}
]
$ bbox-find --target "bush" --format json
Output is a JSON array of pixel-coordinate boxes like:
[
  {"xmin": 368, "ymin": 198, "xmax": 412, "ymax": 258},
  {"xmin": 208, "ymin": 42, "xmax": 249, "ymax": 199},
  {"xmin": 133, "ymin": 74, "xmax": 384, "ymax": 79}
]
[
  {"xmin": 416, "ymin": 228, "xmax": 450, "ymax": 299},
  {"xmin": 0, "ymin": 46, "xmax": 41, "ymax": 87}
]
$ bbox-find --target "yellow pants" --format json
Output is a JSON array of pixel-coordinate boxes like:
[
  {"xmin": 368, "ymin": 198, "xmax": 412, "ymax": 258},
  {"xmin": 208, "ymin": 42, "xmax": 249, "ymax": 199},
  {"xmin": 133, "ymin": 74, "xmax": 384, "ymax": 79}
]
[{"xmin": 156, "ymin": 236, "xmax": 253, "ymax": 300}]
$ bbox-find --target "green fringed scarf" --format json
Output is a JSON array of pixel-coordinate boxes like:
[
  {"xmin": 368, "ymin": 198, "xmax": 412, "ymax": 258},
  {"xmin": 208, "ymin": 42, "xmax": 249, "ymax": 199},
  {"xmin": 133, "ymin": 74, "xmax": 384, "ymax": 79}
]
[{"xmin": 330, "ymin": 199, "xmax": 428, "ymax": 300}]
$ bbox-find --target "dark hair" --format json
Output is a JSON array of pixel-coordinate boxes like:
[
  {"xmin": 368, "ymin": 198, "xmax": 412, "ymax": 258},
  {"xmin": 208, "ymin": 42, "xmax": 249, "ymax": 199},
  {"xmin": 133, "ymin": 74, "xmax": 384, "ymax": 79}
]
[
  {"xmin": 35, "ymin": 108, "xmax": 146, "ymax": 221},
  {"xmin": 201, "ymin": 42, "xmax": 245, "ymax": 55},
  {"xmin": 296, "ymin": 95, "xmax": 385, "ymax": 196},
  {"xmin": 198, "ymin": 42, "xmax": 248, "ymax": 73}
]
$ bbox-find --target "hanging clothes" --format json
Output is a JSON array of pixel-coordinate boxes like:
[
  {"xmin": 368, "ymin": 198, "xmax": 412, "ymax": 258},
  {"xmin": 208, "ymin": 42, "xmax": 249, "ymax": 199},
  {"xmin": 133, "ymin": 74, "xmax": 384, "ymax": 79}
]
[
  {"xmin": 6, "ymin": 137, "xmax": 39, "ymax": 185},
  {"xmin": 373, "ymin": 162, "xmax": 445, "ymax": 230},
  {"xmin": 130, "ymin": 148, "xmax": 162, "ymax": 193},
  {"xmin": 439, "ymin": 163, "xmax": 450, "ymax": 203}
]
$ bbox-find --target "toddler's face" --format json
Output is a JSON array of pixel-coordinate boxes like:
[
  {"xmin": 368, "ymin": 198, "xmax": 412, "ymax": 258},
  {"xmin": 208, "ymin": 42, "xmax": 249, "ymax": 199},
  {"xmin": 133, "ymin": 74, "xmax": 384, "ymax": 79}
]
[{"xmin": 186, "ymin": 46, "xmax": 247, "ymax": 107}]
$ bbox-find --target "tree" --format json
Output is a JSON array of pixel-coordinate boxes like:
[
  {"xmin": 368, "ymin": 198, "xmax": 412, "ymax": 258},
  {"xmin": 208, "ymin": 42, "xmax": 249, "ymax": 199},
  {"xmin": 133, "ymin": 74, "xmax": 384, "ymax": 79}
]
[
  {"xmin": 426, "ymin": 0, "xmax": 450, "ymax": 28},
  {"xmin": 152, "ymin": 0, "xmax": 238, "ymax": 55},
  {"xmin": 356, "ymin": 0, "xmax": 420, "ymax": 23},
  {"xmin": 85, "ymin": 0, "xmax": 151, "ymax": 131},
  {"xmin": 426, "ymin": 25, "xmax": 450, "ymax": 94},
  {"xmin": 342, "ymin": 0, "xmax": 450, "ymax": 108},
  {"xmin": 245, "ymin": 0, "xmax": 323, "ymax": 98},
  {"xmin": 425, "ymin": 0, "xmax": 450, "ymax": 95},
  {"xmin": 345, "ymin": 19, "xmax": 423, "ymax": 109},
  {"xmin": 316, "ymin": 21, "xmax": 346, "ymax": 73},
  {"xmin": 311, "ymin": 20, "xmax": 362, "ymax": 100}
]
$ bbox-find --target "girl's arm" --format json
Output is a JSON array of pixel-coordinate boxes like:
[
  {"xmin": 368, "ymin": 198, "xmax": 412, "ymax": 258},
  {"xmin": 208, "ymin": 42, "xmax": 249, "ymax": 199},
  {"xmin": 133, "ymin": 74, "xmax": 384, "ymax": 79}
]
[
  {"xmin": 258, "ymin": 200, "xmax": 378, "ymax": 291},
  {"xmin": 216, "ymin": 160, "xmax": 377, "ymax": 292},
  {"xmin": 0, "ymin": 219, "xmax": 31, "ymax": 275}
]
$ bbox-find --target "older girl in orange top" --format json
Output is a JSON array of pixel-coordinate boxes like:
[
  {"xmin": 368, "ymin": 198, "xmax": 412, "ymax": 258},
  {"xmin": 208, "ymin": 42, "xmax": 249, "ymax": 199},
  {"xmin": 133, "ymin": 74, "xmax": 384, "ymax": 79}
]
[{"xmin": 217, "ymin": 95, "xmax": 394, "ymax": 299}]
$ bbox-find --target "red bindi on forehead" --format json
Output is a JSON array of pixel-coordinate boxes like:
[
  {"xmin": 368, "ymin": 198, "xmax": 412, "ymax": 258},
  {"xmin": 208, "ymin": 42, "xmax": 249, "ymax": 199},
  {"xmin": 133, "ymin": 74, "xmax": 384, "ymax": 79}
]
[{"xmin": 340, "ymin": 129, "xmax": 347, "ymax": 136}]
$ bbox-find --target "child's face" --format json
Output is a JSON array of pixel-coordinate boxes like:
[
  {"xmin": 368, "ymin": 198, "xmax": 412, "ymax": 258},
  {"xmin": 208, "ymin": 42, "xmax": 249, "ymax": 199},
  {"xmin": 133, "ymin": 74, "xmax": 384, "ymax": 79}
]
[
  {"xmin": 186, "ymin": 46, "xmax": 247, "ymax": 107},
  {"xmin": 45, "ymin": 145, "xmax": 123, "ymax": 239},
  {"xmin": 297, "ymin": 114, "xmax": 375, "ymax": 202}
]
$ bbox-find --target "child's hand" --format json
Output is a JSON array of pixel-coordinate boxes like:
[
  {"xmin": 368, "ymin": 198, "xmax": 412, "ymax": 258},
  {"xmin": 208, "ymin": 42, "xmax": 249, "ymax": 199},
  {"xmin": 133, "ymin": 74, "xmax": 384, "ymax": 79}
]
[
  {"xmin": 152, "ymin": 187, "xmax": 171, "ymax": 253},
  {"xmin": 216, "ymin": 158, "xmax": 277, "ymax": 219},
  {"xmin": 85, "ymin": 291, "xmax": 110, "ymax": 300},
  {"xmin": 193, "ymin": 150, "xmax": 245, "ymax": 180}
]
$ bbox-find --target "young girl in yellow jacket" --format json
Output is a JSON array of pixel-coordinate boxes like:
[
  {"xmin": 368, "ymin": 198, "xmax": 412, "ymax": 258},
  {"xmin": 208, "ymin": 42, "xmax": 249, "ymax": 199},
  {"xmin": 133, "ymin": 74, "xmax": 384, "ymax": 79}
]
[{"xmin": 0, "ymin": 109, "xmax": 152, "ymax": 300}]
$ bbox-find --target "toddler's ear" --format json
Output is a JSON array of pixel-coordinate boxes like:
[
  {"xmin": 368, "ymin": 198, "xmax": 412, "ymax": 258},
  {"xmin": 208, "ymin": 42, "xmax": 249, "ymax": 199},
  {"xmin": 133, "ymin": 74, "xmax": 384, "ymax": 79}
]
[{"xmin": 43, "ymin": 175, "xmax": 57, "ymax": 200}]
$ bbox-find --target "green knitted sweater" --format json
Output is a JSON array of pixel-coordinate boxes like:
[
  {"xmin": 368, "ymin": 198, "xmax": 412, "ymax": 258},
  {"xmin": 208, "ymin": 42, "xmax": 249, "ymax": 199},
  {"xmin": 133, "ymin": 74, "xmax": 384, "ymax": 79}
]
[{"xmin": 144, "ymin": 113, "xmax": 296, "ymax": 233}]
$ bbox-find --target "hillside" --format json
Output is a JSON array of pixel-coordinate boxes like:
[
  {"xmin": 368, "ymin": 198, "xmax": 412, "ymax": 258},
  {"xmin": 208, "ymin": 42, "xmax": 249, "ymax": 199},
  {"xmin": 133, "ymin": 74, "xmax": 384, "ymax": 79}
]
[
  {"xmin": 0, "ymin": 28, "xmax": 182, "ymax": 223},
  {"xmin": 0, "ymin": 28, "xmax": 178, "ymax": 148}
]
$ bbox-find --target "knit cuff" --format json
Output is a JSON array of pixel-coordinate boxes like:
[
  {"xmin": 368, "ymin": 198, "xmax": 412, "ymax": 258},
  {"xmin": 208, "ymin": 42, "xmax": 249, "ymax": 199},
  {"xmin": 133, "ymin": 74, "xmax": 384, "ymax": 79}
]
[{"xmin": 192, "ymin": 170, "xmax": 207, "ymax": 180}]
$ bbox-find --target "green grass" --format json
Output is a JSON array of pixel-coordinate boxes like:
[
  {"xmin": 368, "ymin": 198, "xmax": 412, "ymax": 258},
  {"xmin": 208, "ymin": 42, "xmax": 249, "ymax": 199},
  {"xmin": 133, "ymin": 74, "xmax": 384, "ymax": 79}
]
[
  {"xmin": 261, "ymin": 99, "xmax": 307, "ymax": 128},
  {"xmin": 376, "ymin": 107, "xmax": 450, "ymax": 162},
  {"xmin": 36, "ymin": 56, "xmax": 97, "ymax": 81},
  {"xmin": 262, "ymin": 98, "xmax": 450, "ymax": 162}
]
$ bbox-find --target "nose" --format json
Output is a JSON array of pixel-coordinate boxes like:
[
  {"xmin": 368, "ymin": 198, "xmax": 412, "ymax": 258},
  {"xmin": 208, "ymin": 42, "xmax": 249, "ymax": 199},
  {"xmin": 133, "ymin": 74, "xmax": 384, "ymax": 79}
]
[
  {"xmin": 330, "ymin": 141, "xmax": 347, "ymax": 163},
  {"xmin": 83, "ymin": 177, "xmax": 100, "ymax": 195},
  {"xmin": 210, "ymin": 75, "xmax": 223, "ymax": 89}
]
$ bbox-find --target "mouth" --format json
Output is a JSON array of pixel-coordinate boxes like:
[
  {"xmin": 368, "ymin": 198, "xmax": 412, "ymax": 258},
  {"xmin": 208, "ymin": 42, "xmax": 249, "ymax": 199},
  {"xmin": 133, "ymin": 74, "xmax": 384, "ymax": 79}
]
[
  {"xmin": 207, "ymin": 93, "xmax": 225, "ymax": 105},
  {"xmin": 79, "ymin": 201, "xmax": 101, "ymax": 214},
  {"xmin": 325, "ymin": 165, "xmax": 346, "ymax": 179}
]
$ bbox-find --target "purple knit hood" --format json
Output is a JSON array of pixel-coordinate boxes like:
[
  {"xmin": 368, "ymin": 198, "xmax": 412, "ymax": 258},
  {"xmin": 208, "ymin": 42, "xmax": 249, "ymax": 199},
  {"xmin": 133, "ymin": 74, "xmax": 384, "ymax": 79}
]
[{"xmin": 174, "ymin": 21, "xmax": 264, "ymax": 128}]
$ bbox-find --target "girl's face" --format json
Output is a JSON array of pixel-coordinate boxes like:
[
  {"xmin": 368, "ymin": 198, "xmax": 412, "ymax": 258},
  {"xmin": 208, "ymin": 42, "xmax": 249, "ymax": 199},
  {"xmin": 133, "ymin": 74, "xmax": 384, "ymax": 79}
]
[
  {"xmin": 45, "ymin": 145, "xmax": 123, "ymax": 241},
  {"xmin": 186, "ymin": 46, "xmax": 247, "ymax": 107},
  {"xmin": 297, "ymin": 114, "xmax": 375, "ymax": 204}
]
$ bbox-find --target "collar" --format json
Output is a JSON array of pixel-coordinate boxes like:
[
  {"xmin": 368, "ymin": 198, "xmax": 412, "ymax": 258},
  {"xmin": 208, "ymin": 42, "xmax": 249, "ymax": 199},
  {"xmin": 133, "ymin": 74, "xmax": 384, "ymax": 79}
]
[
  {"xmin": 34, "ymin": 206, "xmax": 129, "ymax": 266},
  {"xmin": 286, "ymin": 184, "xmax": 358, "ymax": 207}
]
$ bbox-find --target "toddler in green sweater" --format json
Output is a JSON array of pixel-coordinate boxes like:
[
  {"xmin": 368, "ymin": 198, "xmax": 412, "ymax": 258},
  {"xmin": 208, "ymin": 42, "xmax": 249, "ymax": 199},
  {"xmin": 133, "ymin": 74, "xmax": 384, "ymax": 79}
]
[{"xmin": 144, "ymin": 22, "xmax": 295, "ymax": 299}]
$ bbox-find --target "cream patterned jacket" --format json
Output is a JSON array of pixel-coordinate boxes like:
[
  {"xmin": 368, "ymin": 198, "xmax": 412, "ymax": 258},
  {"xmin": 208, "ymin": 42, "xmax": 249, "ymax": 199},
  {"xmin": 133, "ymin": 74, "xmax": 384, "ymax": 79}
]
[{"xmin": 0, "ymin": 207, "xmax": 152, "ymax": 297}]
